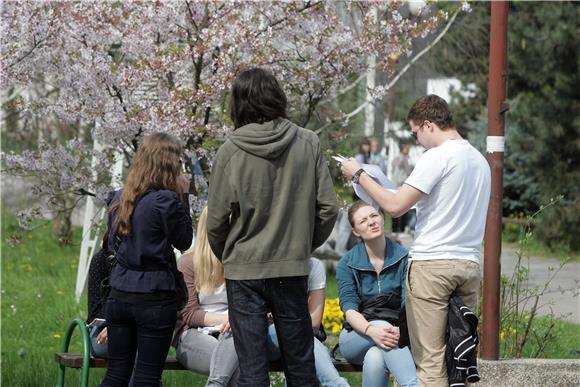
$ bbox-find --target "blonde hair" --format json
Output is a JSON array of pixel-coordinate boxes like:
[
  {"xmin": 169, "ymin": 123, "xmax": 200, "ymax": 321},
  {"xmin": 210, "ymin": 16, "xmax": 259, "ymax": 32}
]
[
  {"xmin": 193, "ymin": 207, "xmax": 224, "ymax": 295},
  {"xmin": 112, "ymin": 132, "xmax": 183, "ymax": 236}
]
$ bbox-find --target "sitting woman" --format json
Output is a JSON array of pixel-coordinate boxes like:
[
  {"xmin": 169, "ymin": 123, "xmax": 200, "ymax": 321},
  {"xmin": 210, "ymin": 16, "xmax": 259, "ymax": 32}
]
[
  {"xmin": 266, "ymin": 257, "xmax": 350, "ymax": 387},
  {"xmin": 174, "ymin": 207, "xmax": 238, "ymax": 387},
  {"xmin": 337, "ymin": 201, "xmax": 418, "ymax": 387},
  {"xmin": 87, "ymin": 234, "xmax": 110, "ymax": 359}
]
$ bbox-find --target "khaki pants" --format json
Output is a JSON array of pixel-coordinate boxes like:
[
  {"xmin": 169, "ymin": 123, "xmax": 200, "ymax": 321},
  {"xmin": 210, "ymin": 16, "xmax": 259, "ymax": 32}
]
[{"xmin": 406, "ymin": 259, "xmax": 481, "ymax": 387}]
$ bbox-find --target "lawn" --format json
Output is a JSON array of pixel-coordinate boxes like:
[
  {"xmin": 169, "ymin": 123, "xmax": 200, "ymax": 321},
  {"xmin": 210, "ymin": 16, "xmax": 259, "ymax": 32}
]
[{"xmin": 502, "ymin": 227, "xmax": 580, "ymax": 263}]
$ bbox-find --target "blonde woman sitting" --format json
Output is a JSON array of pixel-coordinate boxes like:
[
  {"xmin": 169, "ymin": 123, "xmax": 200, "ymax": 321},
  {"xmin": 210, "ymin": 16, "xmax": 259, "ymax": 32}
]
[{"xmin": 174, "ymin": 207, "xmax": 238, "ymax": 386}]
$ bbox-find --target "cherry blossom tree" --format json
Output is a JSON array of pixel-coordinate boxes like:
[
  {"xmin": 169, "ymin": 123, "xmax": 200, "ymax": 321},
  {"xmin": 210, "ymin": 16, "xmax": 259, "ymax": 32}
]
[{"xmin": 2, "ymin": 0, "xmax": 456, "ymax": 232}]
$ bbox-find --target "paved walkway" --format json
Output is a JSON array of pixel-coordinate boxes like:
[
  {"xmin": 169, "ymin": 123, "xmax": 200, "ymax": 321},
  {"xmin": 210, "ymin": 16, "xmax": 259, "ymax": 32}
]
[
  {"xmin": 498, "ymin": 245, "xmax": 579, "ymax": 324},
  {"xmin": 395, "ymin": 233, "xmax": 580, "ymax": 324}
]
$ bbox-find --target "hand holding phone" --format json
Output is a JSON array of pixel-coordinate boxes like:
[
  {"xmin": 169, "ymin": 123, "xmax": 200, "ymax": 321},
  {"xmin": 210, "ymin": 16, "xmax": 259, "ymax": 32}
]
[{"xmin": 88, "ymin": 318, "xmax": 106, "ymax": 328}]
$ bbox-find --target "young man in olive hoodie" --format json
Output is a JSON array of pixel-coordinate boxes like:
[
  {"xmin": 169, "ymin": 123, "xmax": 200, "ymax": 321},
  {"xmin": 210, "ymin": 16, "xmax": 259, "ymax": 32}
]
[{"xmin": 207, "ymin": 68, "xmax": 338, "ymax": 387}]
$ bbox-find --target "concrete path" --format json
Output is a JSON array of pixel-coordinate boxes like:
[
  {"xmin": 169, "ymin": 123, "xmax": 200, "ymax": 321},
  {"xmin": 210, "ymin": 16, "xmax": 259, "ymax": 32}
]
[
  {"xmin": 395, "ymin": 233, "xmax": 580, "ymax": 324},
  {"xmin": 498, "ymin": 245, "xmax": 579, "ymax": 324}
]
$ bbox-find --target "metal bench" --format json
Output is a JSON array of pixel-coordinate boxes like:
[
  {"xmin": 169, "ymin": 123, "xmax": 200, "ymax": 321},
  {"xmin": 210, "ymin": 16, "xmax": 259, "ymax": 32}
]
[{"xmin": 55, "ymin": 319, "xmax": 361, "ymax": 386}]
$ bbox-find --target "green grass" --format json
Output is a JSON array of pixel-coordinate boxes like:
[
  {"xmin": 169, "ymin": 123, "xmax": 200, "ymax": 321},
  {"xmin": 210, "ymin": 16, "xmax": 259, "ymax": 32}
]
[
  {"xmin": 502, "ymin": 228, "xmax": 580, "ymax": 263},
  {"xmin": 500, "ymin": 315, "xmax": 580, "ymax": 359},
  {"xmin": 503, "ymin": 239, "xmax": 580, "ymax": 263}
]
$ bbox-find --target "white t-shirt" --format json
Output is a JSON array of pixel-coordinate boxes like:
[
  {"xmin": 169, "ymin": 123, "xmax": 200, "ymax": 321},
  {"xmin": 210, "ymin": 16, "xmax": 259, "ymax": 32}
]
[
  {"xmin": 405, "ymin": 139, "xmax": 491, "ymax": 263},
  {"xmin": 199, "ymin": 283, "xmax": 228, "ymax": 313},
  {"xmin": 308, "ymin": 257, "xmax": 326, "ymax": 291}
]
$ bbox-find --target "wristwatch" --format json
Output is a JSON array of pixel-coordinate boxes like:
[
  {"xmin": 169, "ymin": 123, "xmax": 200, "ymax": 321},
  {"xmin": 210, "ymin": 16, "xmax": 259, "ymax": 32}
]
[{"xmin": 352, "ymin": 168, "xmax": 365, "ymax": 184}]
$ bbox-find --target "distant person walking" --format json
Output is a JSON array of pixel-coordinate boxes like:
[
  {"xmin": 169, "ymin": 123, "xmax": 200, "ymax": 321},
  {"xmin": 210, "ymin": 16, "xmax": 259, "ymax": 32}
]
[
  {"xmin": 355, "ymin": 137, "xmax": 371, "ymax": 164},
  {"xmin": 341, "ymin": 95, "xmax": 490, "ymax": 386},
  {"xmin": 369, "ymin": 137, "xmax": 387, "ymax": 174},
  {"xmin": 207, "ymin": 67, "xmax": 338, "ymax": 387}
]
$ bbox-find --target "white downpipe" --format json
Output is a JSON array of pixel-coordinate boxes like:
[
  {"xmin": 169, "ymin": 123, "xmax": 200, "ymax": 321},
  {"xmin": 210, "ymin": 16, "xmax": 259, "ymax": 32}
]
[{"xmin": 74, "ymin": 122, "xmax": 124, "ymax": 302}]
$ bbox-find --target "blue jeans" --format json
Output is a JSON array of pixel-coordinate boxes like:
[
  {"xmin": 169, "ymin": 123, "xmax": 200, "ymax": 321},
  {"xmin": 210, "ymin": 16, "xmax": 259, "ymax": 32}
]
[
  {"xmin": 176, "ymin": 329, "xmax": 239, "ymax": 386},
  {"xmin": 267, "ymin": 324, "xmax": 350, "ymax": 387},
  {"xmin": 100, "ymin": 299, "xmax": 177, "ymax": 387},
  {"xmin": 339, "ymin": 320, "xmax": 418, "ymax": 387},
  {"xmin": 226, "ymin": 277, "xmax": 317, "ymax": 387}
]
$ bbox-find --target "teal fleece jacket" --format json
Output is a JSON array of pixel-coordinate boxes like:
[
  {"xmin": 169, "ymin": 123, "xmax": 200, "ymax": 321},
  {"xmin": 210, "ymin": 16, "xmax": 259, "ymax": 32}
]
[
  {"xmin": 337, "ymin": 238, "xmax": 409, "ymax": 314},
  {"xmin": 207, "ymin": 118, "xmax": 338, "ymax": 280}
]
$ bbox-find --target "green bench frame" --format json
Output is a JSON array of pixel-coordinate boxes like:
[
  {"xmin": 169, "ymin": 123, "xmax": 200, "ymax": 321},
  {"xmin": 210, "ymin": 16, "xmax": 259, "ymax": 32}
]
[{"xmin": 55, "ymin": 318, "xmax": 361, "ymax": 386}]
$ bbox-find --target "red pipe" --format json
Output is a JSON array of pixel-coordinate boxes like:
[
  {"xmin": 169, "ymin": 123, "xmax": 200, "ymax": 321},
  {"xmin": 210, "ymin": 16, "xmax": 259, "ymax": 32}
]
[{"xmin": 482, "ymin": 0, "xmax": 509, "ymax": 360}]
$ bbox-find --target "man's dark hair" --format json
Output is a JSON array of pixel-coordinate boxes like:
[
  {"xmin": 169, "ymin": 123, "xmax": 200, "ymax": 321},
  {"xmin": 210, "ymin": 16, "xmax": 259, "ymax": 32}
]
[
  {"xmin": 230, "ymin": 67, "xmax": 288, "ymax": 129},
  {"xmin": 407, "ymin": 94, "xmax": 454, "ymax": 130}
]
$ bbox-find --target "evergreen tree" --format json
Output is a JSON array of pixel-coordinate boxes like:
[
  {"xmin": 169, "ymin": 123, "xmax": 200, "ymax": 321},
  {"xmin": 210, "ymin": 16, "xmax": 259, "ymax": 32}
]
[{"xmin": 432, "ymin": 2, "xmax": 580, "ymax": 251}]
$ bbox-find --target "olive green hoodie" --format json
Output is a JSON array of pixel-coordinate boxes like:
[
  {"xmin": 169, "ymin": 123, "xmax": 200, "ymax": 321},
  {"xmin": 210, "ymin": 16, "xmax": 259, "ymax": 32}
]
[{"xmin": 207, "ymin": 118, "xmax": 338, "ymax": 280}]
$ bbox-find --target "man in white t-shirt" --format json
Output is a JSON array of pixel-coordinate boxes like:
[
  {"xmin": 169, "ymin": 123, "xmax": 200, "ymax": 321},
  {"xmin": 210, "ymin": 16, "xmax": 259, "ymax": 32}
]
[{"xmin": 341, "ymin": 95, "xmax": 491, "ymax": 387}]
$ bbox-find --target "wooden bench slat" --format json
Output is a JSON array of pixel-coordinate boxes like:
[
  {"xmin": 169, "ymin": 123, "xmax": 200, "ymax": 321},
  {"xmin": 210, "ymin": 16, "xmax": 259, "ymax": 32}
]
[
  {"xmin": 55, "ymin": 352, "xmax": 361, "ymax": 372},
  {"xmin": 55, "ymin": 353, "xmax": 186, "ymax": 370}
]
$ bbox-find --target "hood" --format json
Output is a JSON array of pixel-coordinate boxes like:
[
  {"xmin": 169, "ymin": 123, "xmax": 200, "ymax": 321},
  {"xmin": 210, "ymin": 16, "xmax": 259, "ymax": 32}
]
[{"xmin": 230, "ymin": 118, "xmax": 298, "ymax": 159}]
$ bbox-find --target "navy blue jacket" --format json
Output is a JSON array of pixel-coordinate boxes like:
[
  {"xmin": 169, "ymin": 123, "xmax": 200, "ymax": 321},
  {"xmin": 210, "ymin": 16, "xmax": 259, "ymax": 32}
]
[
  {"xmin": 107, "ymin": 189, "xmax": 192, "ymax": 294},
  {"xmin": 337, "ymin": 237, "xmax": 409, "ymax": 315}
]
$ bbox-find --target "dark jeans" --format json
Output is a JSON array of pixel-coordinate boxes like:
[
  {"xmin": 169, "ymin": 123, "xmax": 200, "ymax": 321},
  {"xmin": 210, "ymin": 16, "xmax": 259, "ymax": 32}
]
[
  {"xmin": 226, "ymin": 277, "xmax": 317, "ymax": 387},
  {"xmin": 100, "ymin": 299, "xmax": 177, "ymax": 387}
]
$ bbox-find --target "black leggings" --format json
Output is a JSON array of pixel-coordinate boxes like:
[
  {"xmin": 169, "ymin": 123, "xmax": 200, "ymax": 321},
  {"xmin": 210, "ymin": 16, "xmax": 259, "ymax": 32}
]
[{"xmin": 100, "ymin": 298, "xmax": 177, "ymax": 387}]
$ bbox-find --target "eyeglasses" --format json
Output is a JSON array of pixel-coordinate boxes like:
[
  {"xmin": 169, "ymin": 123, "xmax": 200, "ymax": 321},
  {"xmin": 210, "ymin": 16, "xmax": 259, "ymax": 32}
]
[{"xmin": 410, "ymin": 121, "xmax": 427, "ymax": 140}]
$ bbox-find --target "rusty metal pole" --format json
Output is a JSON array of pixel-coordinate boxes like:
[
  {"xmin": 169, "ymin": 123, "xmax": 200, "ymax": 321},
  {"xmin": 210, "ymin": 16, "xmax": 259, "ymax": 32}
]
[{"xmin": 482, "ymin": 0, "xmax": 509, "ymax": 360}]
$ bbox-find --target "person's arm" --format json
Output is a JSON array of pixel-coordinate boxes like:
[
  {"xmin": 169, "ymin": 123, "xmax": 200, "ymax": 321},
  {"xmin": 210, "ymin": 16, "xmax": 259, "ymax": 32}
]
[
  {"xmin": 308, "ymin": 289, "xmax": 325, "ymax": 328},
  {"xmin": 342, "ymin": 158, "xmax": 424, "ymax": 217},
  {"xmin": 312, "ymin": 139, "xmax": 339, "ymax": 250},
  {"xmin": 203, "ymin": 311, "xmax": 228, "ymax": 327},
  {"xmin": 178, "ymin": 255, "xmax": 207, "ymax": 328},
  {"xmin": 344, "ymin": 309, "xmax": 399, "ymax": 350},
  {"xmin": 207, "ymin": 150, "xmax": 234, "ymax": 260},
  {"xmin": 158, "ymin": 191, "xmax": 193, "ymax": 252},
  {"xmin": 336, "ymin": 255, "xmax": 362, "ymax": 318},
  {"xmin": 307, "ymin": 257, "xmax": 327, "ymax": 329}
]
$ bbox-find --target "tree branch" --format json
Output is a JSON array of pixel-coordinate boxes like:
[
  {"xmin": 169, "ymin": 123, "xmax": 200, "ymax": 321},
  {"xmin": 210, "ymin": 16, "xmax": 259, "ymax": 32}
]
[
  {"xmin": 255, "ymin": 1, "xmax": 323, "ymax": 36},
  {"xmin": 314, "ymin": 9, "xmax": 461, "ymax": 135},
  {"xmin": 8, "ymin": 36, "xmax": 46, "ymax": 68}
]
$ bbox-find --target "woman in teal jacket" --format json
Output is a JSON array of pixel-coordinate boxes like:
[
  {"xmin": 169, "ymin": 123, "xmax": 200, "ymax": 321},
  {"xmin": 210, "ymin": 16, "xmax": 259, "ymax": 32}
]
[{"xmin": 337, "ymin": 201, "xmax": 418, "ymax": 387}]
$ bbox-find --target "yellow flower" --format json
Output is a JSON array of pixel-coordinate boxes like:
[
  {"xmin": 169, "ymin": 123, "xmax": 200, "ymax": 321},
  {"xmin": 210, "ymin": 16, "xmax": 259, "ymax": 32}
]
[
  {"xmin": 18, "ymin": 263, "xmax": 33, "ymax": 270},
  {"xmin": 323, "ymin": 297, "xmax": 345, "ymax": 333}
]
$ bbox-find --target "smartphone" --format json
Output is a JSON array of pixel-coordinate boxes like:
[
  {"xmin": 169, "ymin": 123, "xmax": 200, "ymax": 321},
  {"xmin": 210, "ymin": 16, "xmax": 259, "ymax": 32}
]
[{"xmin": 88, "ymin": 318, "xmax": 106, "ymax": 328}]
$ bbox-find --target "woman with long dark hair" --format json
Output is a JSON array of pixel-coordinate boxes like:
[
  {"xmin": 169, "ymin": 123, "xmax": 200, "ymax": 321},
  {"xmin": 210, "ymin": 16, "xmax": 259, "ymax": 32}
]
[{"xmin": 101, "ymin": 132, "xmax": 192, "ymax": 387}]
